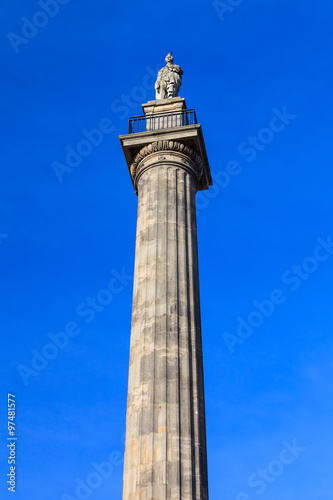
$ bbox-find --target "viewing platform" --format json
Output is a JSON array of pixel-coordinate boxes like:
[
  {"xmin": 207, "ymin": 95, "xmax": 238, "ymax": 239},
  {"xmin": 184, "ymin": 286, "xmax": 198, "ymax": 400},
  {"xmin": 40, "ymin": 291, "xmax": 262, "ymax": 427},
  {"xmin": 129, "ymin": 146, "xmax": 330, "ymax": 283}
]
[{"xmin": 128, "ymin": 108, "xmax": 197, "ymax": 133}]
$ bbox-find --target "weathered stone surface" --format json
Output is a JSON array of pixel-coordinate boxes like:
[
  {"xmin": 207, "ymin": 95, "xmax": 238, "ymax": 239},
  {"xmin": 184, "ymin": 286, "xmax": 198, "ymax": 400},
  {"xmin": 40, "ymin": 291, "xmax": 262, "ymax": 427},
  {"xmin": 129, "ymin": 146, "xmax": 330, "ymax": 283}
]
[{"xmin": 122, "ymin": 146, "xmax": 209, "ymax": 500}]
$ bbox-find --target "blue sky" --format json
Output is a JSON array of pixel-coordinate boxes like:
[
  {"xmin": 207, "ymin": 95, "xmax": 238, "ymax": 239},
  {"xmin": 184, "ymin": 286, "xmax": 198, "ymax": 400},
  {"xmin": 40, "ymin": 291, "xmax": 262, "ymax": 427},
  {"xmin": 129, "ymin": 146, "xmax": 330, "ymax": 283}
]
[{"xmin": 1, "ymin": 0, "xmax": 333, "ymax": 498}]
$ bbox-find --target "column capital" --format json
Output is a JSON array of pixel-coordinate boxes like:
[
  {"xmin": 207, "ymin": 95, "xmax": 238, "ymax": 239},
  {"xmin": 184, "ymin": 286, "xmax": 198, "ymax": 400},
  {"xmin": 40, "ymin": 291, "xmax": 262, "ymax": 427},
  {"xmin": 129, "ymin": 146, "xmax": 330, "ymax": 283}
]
[
  {"xmin": 130, "ymin": 140, "xmax": 204, "ymax": 194},
  {"xmin": 120, "ymin": 126, "xmax": 212, "ymax": 194}
]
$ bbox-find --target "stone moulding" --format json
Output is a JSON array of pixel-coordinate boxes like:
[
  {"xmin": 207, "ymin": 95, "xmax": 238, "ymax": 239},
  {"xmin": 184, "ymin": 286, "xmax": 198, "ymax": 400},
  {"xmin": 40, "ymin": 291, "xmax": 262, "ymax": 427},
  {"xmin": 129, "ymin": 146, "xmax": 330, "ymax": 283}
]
[{"xmin": 130, "ymin": 140, "xmax": 204, "ymax": 186}]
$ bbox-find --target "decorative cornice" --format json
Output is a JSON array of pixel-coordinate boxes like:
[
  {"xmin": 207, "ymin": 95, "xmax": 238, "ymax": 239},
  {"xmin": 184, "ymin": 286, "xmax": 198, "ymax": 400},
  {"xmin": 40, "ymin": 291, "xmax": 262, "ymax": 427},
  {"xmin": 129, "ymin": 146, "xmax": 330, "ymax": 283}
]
[{"xmin": 130, "ymin": 140, "xmax": 204, "ymax": 181}]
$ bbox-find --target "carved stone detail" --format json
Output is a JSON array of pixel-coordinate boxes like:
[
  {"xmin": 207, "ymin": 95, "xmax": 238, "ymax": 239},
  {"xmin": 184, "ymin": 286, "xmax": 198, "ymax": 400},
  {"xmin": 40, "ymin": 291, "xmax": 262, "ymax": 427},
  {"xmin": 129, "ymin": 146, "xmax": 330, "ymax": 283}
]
[{"xmin": 130, "ymin": 140, "xmax": 204, "ymax": 181}]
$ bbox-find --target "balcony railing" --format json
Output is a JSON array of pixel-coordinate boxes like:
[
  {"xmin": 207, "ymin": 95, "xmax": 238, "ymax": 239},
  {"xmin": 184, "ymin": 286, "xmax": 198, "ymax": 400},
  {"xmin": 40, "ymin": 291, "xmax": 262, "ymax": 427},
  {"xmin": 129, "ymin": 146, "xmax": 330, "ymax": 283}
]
[{"xmin": 128, "ymin": 109, "xmax": 197, "ymax": 134}]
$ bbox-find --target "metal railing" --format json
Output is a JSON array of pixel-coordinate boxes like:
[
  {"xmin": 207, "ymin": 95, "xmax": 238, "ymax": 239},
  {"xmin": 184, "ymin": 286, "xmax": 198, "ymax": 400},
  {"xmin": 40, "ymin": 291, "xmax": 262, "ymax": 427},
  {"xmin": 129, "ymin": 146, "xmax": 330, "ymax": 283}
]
[{"xmin": 128, "ymin": 109, "xmax": 197, "ymax": 134}]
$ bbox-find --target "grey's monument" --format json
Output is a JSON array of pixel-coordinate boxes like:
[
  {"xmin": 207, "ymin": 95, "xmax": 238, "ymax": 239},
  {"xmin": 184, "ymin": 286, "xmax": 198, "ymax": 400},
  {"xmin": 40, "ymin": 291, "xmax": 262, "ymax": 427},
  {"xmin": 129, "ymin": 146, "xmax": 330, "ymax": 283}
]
[{"xmin": 119, "ymin": 53, "xmax": 213, "ymax": 500}]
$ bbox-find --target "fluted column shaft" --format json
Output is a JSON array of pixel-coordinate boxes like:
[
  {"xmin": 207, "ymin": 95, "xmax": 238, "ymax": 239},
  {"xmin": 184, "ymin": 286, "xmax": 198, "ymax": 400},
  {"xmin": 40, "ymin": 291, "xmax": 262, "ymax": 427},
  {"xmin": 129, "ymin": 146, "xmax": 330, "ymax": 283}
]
[{"xmin": 122, "ymin": 145, "xmax": 208, "ymax": 500}]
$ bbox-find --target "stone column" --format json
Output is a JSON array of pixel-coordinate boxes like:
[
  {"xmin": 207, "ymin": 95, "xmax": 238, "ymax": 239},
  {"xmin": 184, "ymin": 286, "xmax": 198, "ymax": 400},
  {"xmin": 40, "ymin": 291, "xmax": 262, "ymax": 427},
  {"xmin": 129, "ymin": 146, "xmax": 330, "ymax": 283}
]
[{"xmin": 122, "ymin": 140, "xmax": 209, "ymax": 500}]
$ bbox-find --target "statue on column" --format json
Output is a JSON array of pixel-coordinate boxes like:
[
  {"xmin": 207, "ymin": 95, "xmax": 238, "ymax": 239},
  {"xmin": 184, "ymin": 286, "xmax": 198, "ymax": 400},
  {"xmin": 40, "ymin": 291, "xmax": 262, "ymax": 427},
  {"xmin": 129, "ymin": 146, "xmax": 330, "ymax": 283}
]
[{"xmin": 155, "ymin": 52, "xmax": 184, "ymax": 100}]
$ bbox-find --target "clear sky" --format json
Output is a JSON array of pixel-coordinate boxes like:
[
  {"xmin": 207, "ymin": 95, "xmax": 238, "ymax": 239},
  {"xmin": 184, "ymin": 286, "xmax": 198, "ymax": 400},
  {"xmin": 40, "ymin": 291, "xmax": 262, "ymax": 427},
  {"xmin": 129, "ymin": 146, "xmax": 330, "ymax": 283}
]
[{"xmin": 1, "ymin": 0, "xmax": 333, "ymax": 499}]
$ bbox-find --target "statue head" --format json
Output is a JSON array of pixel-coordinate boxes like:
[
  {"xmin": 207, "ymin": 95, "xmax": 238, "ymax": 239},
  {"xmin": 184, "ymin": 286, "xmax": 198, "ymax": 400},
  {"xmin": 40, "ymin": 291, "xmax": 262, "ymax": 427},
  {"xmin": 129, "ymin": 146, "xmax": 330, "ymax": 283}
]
[{"xmin": 165, "ymin": 52, "xmax": 174, "ymax": 64}]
